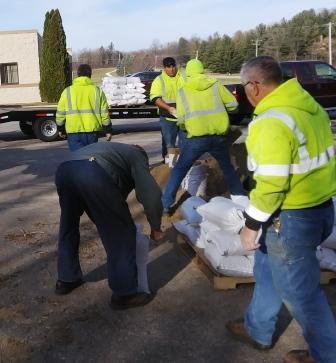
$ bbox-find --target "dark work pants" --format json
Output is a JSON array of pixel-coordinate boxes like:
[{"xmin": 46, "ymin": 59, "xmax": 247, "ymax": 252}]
[{"xmin": 55, "ymin": 160, "xmax": 137, "ymax": 295}]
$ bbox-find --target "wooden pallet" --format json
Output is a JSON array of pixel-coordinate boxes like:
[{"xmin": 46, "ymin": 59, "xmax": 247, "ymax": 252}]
[
  {"xmin": 176, "ymin": 233, "xmax": 255, "ymax": 290},
  {"xmin": 320, "ymin": 269, "xmax": 336, "ymax": 285},
  {"xmin": 176, "ymin": 232, "xmax": 336, "ymax": 290}
]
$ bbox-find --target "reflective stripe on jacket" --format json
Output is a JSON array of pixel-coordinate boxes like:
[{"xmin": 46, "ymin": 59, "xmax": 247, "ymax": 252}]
[
  {"xmin": 150, "ymin": 70, "xmax": 185, "ymax": 121},
  {"xmin": 56, "ymin": 76, "xmax": 111, "ymax": 133},
  {"xmin": 176, "ymin": 81, "xmax": 237, "ymax": 137},
  {"xmin": 245, "ymin": 78, "xmax": 336, "ymax": 222}
]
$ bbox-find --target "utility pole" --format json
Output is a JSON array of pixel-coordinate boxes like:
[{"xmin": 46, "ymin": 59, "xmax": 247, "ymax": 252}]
[
  {"xmin": 195, "ymin": 49, "xmax": 199, "ymax": 60},
  {"xmin": 328, "ymin": 22, "xmax": 332, "ymax": 65},
  {"xmin": 154, "ymin": 55, "xmax": 158, "ymax": 70},
  {"xmin": 252, "ymin": 39, "xmax": 262, "ymax": 57}
]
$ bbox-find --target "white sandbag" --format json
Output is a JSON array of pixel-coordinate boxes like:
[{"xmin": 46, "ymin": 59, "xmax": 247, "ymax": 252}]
[
  {"xmin": 101, "ymin": 75, "xmax": 146, "ymax": 106},
  {"xmin": 316, "ymin": 246, "xmax": 336, "ymax": 272},
  {"xmin": 173, "ymin": 220, "xmax": 201, "ymax": 246},
  {"xmin": 181, "ymin": 164, "xmax": 208, "ymax": 196},
  {"xmin": 180, "ymin": 196, "xmax": 206, "ymax": 226},
  {"xmin": 204, "ymin": 241, "xmax": 254, "ymax": 277},
  {"xmin": 230, "ymin": 195, "xmax": 250, "ymax": 209},
  {"xmin": 320, "ymin": 226, "xmax": 336, "ymax": 250},
  {"xmin": 196, "ymin": 220, "xmax": 221, "ymax": 249},
  {"xmin": 135, "ymin": 224, "xmax": 150, "ymax": 293},
  {"xmin": 205, "ymin": 229, "xmax": 254, "ymax": 256},
  {"xmin": 197, "ymin": 197, "xmax": 245, "ymax": 233}
]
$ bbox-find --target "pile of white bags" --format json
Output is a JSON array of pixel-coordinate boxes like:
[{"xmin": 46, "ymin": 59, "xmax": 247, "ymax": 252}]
[
  {"xmin": 174, "ymin": 195, "xmax": 256, "ymax": 277},
  {"xmin": 175, "ymin": 194, "xmax": 336, "ymax": 275},
  {"xmin": 316, "ymin": 246, "xmax": 336, "ymax": 272},
  {"xmin": 181, "ymin": 164, "xmax": 209, "ymax": 197},
  {"xmin": 101, "ymin": 76, "xmax": 147, "ymax": 106}
]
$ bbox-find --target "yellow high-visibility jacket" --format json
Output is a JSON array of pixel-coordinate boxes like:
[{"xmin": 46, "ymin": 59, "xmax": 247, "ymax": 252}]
[
  {"xmin": 56, "ymin": 76, "xmax": 111, "ymax": 133},
  {"xmin": 175, "ymin": 74, "xmax": 238, "ymax": 137},
  {"xmin": 245, "ymin": 78, "xmax": 336, "ymax": 223},
  {"xmin": 150, "ymin": 70, "xmax": 185, "ymax": 121}
]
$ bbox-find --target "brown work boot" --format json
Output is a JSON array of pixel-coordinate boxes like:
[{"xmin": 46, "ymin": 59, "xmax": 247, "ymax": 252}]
[
  {"xmin": 226, "ymin": 319, "xmax": 271, "ymax": 351},
  {"xmin": 283, "ymin": 350, "xmax": 315, "ymax": 363}
]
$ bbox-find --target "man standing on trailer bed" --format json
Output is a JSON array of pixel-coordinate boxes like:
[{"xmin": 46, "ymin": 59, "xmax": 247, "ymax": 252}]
[{"xmin": 56, "ymin": 64, "xmax": 112, "ymax": 151}]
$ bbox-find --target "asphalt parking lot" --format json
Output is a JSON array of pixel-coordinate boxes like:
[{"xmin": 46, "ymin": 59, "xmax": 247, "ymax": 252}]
[{"xmin": 1, "ymin": 120, "xmax": 336, "ymax": 363}]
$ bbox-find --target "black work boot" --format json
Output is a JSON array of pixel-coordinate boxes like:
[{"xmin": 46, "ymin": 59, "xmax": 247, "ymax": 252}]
[{"xmin": 110, "ymin": 292, "xmax": 155, "ymax": 310}]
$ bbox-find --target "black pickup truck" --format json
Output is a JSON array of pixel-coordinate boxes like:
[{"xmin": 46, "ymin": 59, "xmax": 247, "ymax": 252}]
[{"xmin": 227, "ymin": 60, "xmax": 336, "ymax": 125}]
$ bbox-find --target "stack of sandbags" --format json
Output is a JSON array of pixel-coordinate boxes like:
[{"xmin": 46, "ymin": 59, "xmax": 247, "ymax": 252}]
[
  {"xmin": 174, "ymin": 195, "xmax": 255, "ymax": 277},
  {"xmin": 197, "ymin": 196, "xmax": 255, "ymax": 277},
  {"xmin": 101, "ymin": 76, "xmax": 146, "ymax": 106}
]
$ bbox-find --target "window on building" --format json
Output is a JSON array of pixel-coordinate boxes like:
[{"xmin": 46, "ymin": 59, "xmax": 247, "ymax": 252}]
[{"xmin": 0, "ymin": 63, "xmax": 19, "ymax": 85}]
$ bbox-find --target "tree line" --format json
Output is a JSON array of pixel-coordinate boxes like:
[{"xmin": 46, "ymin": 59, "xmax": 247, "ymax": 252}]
[
  {"xmin": 73, "ymin": 8, "xmax": 336, "ymax": 74},
  {"xmin": 39, "ymin": 8, "xmax": 336, "ymax": 102}
]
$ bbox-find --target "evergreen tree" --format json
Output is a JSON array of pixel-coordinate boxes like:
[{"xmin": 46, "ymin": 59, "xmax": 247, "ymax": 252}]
[{"xmin": 39, "ymin": 9, "xmax": 71, "ymax": 102}]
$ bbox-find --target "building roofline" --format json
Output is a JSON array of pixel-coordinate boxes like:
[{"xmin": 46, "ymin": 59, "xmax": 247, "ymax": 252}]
[{"xmin": 0, "ymin": 29, "xmax": 40, "ymax": 36}]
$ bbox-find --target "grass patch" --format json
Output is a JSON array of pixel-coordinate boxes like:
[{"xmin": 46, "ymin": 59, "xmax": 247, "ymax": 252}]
[{"xmin": 91, "ymin": 67, "xmax": 116, "ymax": 85}]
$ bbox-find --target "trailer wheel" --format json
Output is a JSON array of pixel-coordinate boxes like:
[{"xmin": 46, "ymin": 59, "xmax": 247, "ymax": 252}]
[
  {"xmin": 19, "ymin": 121, "xmax": 35, "ymax": 137},
  {"xmin": 33, "ymin": 117, "xmax": 59, "ymax": 142}
]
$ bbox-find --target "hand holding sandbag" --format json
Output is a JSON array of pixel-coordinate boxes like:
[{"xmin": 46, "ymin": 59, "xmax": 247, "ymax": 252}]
[{"xmin": 240, "ymin": 226, "xmax": 260, "ymax": 251}]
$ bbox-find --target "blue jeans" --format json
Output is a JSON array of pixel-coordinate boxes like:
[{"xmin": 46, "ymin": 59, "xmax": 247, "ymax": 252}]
[
  {"xmin": 245, "ymin": 203, "xmax": 336, "ymax": 363},
  {"xmin": 161, "ymin": 134, "xmax": 246, "ymax": 209},
  {"xmin": 67, "ymin": 132, "xmax": 99, "ymax": 151},
  {"xmin": 55, "ymin": 160, "xmax": 138, "ymax": 295},
  {"xmin": 160, "ymin": 116, "xmax": 179, "ymax": 157}
]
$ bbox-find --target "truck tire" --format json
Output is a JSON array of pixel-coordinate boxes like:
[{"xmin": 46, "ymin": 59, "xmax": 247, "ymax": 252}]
[
  {"xmin": 19, "ymin": 121, "xmax": 35, "ymax": 137},
  {"xmin": 33, "ymin": 117, "xmax": 59, "ymax": 142}
]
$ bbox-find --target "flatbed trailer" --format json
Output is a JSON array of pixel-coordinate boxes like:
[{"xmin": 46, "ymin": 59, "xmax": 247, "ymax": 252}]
[{"xmin": 0, "ymin": 104, "xmax": 159, "ymax": 142}]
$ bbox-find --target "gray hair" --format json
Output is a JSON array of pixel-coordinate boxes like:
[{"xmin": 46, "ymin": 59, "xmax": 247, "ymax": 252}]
[{"xmin": 240, "ymin": 56, "xmax": 283, "ymax": 85}]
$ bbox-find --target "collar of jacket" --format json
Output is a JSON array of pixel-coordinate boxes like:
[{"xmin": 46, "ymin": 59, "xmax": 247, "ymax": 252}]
[{"xmin": 72, "ymin": 76, "xmax": 95, "ymax": 86}]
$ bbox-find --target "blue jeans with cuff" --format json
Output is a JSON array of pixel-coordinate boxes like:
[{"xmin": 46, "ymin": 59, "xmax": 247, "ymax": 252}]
[{"xmin": 245, "ymin": 203, "xmax": 336, "ymax": 363}]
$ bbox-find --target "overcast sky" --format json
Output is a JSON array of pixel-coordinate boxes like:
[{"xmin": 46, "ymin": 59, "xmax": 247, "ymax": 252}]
[{"xmin": 0, "ymin": 0, "xmax": 334, "ymax": 52}]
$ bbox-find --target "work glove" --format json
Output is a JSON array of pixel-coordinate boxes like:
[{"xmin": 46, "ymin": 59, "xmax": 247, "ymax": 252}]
[{"xmin": 106, "ymin": 133, "xmax": 112, "ymax": 141}]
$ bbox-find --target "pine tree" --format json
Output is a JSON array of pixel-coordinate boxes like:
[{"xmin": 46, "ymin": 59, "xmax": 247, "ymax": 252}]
[{"xmin": 39, "ymin": 9, "xmax": 71, "ymax": 102}]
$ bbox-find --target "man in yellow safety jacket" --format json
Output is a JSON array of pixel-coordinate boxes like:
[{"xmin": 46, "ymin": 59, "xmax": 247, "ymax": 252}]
[
  {"xmin": 56, "ymin": 64, "xmax": 112, "ymax": 151},
  {"xmin": 161, "ymin": 59, "xmax": 246, "ymax": 211},
  {"xmin": 150, "ymin": 57, "xmax": 185, "ymax": 159},
  {"xmin": 225, "ymin": 56, "xmax": 336, "ymax": 363}
]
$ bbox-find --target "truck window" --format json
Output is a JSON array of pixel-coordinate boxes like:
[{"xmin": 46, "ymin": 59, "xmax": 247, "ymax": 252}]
[
  {"xmin": 281, "ymin": 64, "xmax": 295, "ymax": 80},
  {"xmin": 314, "ymin": 63, "xmax": 336, "ymax": 81},
  {"xmin": 296, "ymin": 63, "xmax": 314, "ymax": 82}
]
